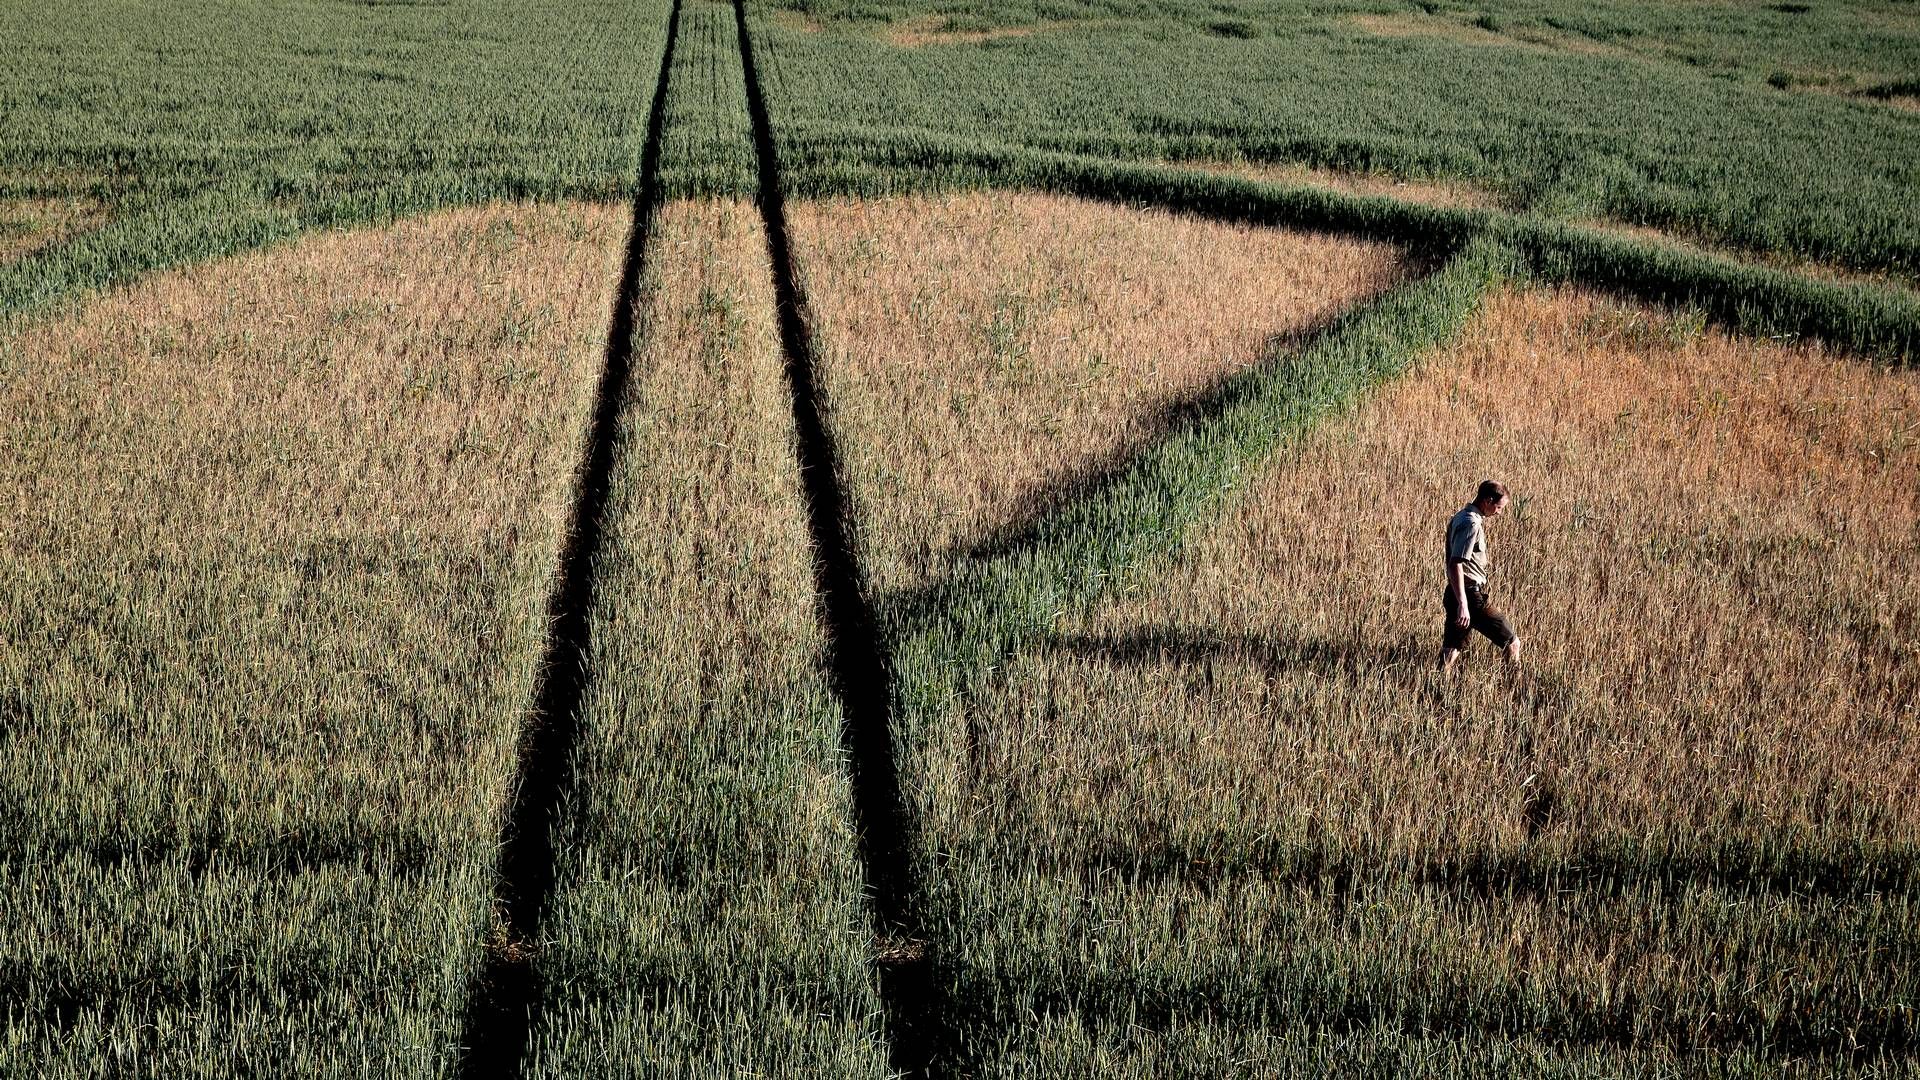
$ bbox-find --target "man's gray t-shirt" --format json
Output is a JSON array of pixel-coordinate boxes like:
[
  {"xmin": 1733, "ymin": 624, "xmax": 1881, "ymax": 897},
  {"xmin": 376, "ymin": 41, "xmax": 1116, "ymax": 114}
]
[{"xmin": 1446, "ymin": 504, "xmax": 1491, "ymax": 586}]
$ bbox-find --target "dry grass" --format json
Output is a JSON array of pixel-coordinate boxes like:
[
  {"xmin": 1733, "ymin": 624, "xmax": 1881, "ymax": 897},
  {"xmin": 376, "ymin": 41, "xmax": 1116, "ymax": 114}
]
[
  {"xmin": 907, "ymin": 284, "xmax": 1919, "ymax": 1062},
  {"xmin": 528, "ymin": 198, "xmax": 884, "ymax": 1075},
  {"xmin": 1351, "ymin": 12, "xmax": 1515, "ymax": 47},
  {"xmin": 0, "ymin": 194, "xmax": 106, "ymax": 261},
  {"xmin": 0, "ymin": 199, "xmax": 625, "ymax": 851},
  {"xmin": 0, "ymin": 199, "xmax": 626, "ymax": 1074},
  {"xmin": 1504, "ymin": 24, "xmax": 1634, "ymax": 58},
  {"xmin": 960, "ymin": 283, "xmax": 1919, "ymax": 860},
  {"xmin": 788, "ymin": 191, "xmax": 1411, "ymax": 597},
  {"xmin": 3, "ymin": 202, "xmax": 618, "ymax": 555},
  {"xmin": 1186, "ymin": 159, "xmax": 1504, "ymax": 211}
]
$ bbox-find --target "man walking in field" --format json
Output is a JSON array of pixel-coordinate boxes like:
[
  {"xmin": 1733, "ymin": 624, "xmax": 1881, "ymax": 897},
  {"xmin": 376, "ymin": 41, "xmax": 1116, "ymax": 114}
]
[{"xmin": 1437, "ymin": 480, "xmax": 1521, "ymax": 674}]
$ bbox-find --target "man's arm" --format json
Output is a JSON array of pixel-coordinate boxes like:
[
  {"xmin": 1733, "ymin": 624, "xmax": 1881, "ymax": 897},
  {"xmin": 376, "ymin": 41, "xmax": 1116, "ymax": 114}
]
[{"xmin": 1448, "ymin": 560, "xmax": 1470, "ymax": 628}]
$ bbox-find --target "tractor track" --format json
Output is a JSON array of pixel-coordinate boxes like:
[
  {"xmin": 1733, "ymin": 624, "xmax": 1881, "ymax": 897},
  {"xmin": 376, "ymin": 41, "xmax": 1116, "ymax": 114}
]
[
  {"xmin": 453, "ymin": 0, "xmax": 683, "ymax": 1074},
  {"xmin": 731, "ymin": 1, "xmax": 944, "ymax": 1074}
]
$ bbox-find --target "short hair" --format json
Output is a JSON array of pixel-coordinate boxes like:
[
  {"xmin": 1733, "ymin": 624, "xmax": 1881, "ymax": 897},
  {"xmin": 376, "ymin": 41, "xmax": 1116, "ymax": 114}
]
[{"xmin": 1476, "ymin": 480, "xmax": 1508, "ymax": 504}]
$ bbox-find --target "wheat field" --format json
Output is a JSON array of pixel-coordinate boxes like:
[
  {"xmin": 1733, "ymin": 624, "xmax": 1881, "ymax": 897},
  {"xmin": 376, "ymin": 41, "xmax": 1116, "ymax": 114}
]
[
  {"xmin": 788, "ymin": 191, "xmax": 1919, "ymax": 1071},
  {"xmin": 0, "ymin": 200, "xmax": 624, "ymax": 1073},
  {"xmin": 929, "ymin": 284, "xmax": 1920, "ymax": 1071}
]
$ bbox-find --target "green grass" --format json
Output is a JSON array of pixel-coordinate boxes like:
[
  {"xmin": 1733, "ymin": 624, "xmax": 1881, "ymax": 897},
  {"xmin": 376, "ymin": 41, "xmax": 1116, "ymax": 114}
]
[
  {"xmin": 0, "ymin": 0, "xmax": 669, "ymax": 321},
  {"xmin": 0, "ymin": 856, "xmax": 482, "ymax": 1076},
  {"xmin": 745, "ymin": 0, "xmax": 1920, "ymax": 277},
  {"xmin": 520, "ymin": 17, "xmax": 887, "ymax": 1072},
  {"xmin": 876, "ymin": 236, "xmax": 1519, "ymax": 707},
  {"xmin": 763, "ymin": 132, "xmax": 1920, "ymax": 359},
  {"xmin": 659, "ymin": 0, "xmax": 762, "ymax": 196}
]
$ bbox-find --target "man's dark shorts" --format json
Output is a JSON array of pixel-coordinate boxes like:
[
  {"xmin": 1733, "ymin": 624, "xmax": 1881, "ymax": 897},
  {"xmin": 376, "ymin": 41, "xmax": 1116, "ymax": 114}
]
[{"xmin": 1442, "ymin": 582, "xmax": 1516, "ymax": 651}]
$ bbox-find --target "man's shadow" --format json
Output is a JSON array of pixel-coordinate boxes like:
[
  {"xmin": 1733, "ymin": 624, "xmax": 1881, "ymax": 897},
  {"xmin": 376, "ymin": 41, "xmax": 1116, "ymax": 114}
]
[
  {"xmin": 1050, "ymin": 624, "xmax": 1429, "ymax": 680},
  {"xmin": 957, "ymin": 623, "xmax": 1435, "ymax": 790}
]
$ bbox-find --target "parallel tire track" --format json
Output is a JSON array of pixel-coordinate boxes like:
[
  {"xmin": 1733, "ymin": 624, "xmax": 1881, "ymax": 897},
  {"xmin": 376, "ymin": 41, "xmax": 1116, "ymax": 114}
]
[
  {"xmin": 731, "ymin": 2, "xmax": 943, "ymax": 1075},
  {"xmin": 454, "ymin": 1, "xmax": 684, "ymax": 1074}
]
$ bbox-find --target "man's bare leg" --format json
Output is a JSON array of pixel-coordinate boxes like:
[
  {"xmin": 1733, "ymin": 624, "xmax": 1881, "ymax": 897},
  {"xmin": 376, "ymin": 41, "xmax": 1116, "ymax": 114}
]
[
  {"xmin": 1502, "ymin": 638, "xmax": 1522, "ymax": 666},
  {"xmin": 1437, "ymin": 647, "xmax": 1462, "ymax": 674}
]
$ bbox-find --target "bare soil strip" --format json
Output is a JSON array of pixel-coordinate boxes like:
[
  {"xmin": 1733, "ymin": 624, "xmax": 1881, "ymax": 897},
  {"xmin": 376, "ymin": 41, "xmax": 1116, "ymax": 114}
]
[
  {"xmin": 454, "ymin": 1, "xmax": 684, "ymax": 1075},
  {"xmin": 734, "ymin": 1, "xmax": 933, "ymax": 1073}
]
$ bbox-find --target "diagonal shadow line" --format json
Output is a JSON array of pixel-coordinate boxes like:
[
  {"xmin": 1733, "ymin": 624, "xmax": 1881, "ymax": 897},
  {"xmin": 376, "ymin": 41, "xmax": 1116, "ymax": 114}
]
[
  {"xmin": 864, "ymin": 253, "xmax": 1505, "ymax": 895},
  {"xmin": 452, "ymin": 0, "xmax": 684, "ymax": 1075},
  {"xmin": 958, "ymin": 289, "xmax": 1430, "ymax": 568},
  {"xmin": 739, "ymin": 104, "xmax": 1919, "ymax": 1062},
  {"xmin": 1051, "ymin": 626, "xmax": 1427, "ymax": 680},
  {"xmin": 728, "ymin": 55, "xmax": 1496, "ymax": 1068},
  {"xmin": 902, "ymin": 349, "xmax": 1308, "ymax": 608},
  {"xmin": 831, "ymin": 244, "xmax": 1485, "ymax": 1068},
  {"xmin": 875, "ymin": 243, "xmax": 1498, "ymax": 686}
]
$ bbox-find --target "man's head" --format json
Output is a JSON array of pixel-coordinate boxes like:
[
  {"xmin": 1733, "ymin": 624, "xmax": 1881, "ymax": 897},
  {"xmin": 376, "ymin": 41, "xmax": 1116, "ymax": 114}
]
[{"xmin": 1474, "ymin": 479, "xmax": 1510, "ymax": 517}]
